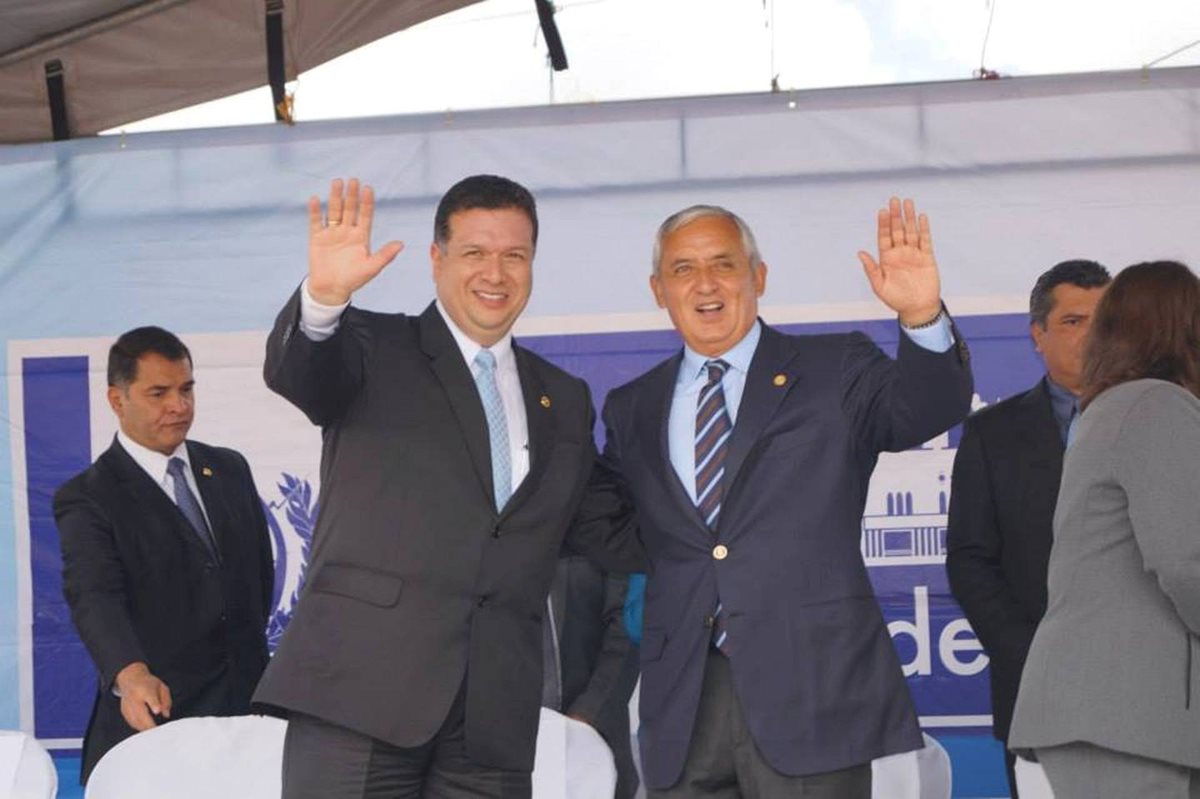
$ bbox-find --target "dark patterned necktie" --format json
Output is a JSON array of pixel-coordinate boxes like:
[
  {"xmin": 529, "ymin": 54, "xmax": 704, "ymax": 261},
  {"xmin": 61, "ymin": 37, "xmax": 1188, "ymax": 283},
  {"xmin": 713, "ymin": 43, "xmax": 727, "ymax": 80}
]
[
  {"xmin": 695, "ymin": 359, "xmax": 732, "ymax": 653},
  {"xmin": 167, "ymin": 457, "xmax": 218, "ymax": 560},
  {"xmin": 695, "ymin": 360, "xmax": 732, "ymax": 528}
]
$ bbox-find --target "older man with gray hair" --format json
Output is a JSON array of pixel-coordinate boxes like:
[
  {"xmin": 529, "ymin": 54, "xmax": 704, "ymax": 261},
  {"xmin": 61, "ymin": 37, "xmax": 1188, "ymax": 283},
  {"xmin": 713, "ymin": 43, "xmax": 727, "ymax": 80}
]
[{"xmin": 599, "ymin": 199, "xmax": 974, "ymax": 796}]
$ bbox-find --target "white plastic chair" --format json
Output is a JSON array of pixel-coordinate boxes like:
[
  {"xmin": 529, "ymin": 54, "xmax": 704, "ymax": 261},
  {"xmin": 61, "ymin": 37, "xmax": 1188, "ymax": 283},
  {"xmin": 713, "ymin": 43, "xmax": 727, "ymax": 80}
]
[
  {"xmin": 84, "ymin": 715, "xmax": 286, "ymax": 799},
  {"xmin": 0, "ymin": 730, "xmax": 57, "ymax": 799},
  {"xmin": 533, "ymin": 707, "xmax": 618, "ymax": 799},
  {"xmin": 1014, "ymin": 755, "xmax": 1055, "ymax": 798},
  {"xmin": 871, "ymin": 732, "xmax": 953, "ymax": 799}
]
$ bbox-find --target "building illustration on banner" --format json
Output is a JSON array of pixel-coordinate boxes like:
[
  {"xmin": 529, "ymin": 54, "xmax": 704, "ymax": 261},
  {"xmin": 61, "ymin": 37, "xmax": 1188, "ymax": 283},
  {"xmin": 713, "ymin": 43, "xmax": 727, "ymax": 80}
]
[
  {"xmin": 861, "ymin": 441, "xmax": 954, "ymax": 567},
  {"xmin": 859, "ymin": 391, "xmax": 988, "ymax": 568}
]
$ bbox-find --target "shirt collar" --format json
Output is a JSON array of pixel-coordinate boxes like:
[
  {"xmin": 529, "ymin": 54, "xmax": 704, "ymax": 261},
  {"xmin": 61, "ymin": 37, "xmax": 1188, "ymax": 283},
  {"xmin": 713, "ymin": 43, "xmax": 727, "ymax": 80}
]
[
  {"xmin": 679, "ymin": 320, "xmax": 762, "ymax": 385},
  {"xmin": 1045, "ymin": 375, "xmax": 1080, "ymax": 428},
  {"xmin": 1045, "ymin": 375, "xmax": 1078, "ymax": 407},
  {"xmin": 435, "ymin": 300, "xmax": 515, "ymax": 371},
  {"xmin": 116, "ymin": 429, "xmax": 189, "ymax": 483}
]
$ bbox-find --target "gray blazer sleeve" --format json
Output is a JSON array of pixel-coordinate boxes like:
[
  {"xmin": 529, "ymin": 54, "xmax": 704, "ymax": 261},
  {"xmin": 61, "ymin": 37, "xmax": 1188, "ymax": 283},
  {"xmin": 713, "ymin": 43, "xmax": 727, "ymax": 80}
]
[{"xmin": 1115, "ymin": 383, "xmax": 1200, "ymax": 633}]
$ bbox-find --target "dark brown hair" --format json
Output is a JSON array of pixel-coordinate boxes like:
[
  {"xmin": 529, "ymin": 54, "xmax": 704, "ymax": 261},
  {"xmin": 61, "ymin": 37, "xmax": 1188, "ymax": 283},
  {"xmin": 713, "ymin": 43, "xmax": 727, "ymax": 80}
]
[
  {"xmin": 433, "ymin": 174, "xmax": 537, "ymax": 247},
  {"xmin": 1081, "ymin": 260, "xmax": 1200, "ymax": 409},
  {"xmin": 108, "ymin": 326, "xmax": 191, "ymax": 388}
]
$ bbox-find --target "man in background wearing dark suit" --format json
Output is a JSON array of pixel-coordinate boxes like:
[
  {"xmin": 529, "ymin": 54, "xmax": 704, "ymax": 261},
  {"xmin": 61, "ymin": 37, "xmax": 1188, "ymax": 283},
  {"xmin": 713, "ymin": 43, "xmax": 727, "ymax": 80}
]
[
  {"xmin": 542, "ymin": 557, "xmax": 640, "ymax": 798},
  {"xmin": 947, "ymin": 259, "xmax": 1110, "ymax": 798},
  {"xmin": 601, "ymin": 199, "xmax": 972, "ymax": 797},
  {"xmin": 254, "ymin": 176, "xmax": 644, "ymax": 798},
  {"xmin": 55, "ymin": 326, "xmax": 274, "ymax": 783}
]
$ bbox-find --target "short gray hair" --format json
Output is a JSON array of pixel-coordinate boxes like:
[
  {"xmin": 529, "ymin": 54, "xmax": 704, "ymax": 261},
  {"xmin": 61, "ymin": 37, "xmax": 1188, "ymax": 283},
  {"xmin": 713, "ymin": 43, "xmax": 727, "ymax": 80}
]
[{"xmin": 651, "ymin": 205, "xmax": 762, "ymax": 274}]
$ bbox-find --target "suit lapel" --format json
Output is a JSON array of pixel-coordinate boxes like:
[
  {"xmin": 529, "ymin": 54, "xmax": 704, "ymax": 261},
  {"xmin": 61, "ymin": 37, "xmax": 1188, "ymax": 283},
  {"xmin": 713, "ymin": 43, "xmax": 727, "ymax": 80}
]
[
  {"xmin": 105, "ymin": 438, "xmax": 215, "ymax": 560},
  {"xmin": 635, "ymin": 353, "xmax": 711, "ymax": 531},
  {"xmin": 503, "ymin": 344, "xmax": 555, "ymax": 518},
  {"xmin": 1016, "ymin": 379, "xmax": 1065, "ymax": 470},
  {"xmin": 418, "ymin": 304, "xmax": 496, "ymax": 508},
  {"xmin": 721, "ymin": 324, "xmax": 798, "ymax": 503}
]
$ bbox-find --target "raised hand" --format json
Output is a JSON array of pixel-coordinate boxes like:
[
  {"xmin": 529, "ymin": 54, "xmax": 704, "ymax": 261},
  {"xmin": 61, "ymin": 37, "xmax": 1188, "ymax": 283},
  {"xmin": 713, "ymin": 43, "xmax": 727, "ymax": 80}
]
[
  {"xmin": 307, "ymin": 177, "xmax": 405, "ymax": 306},
  {"xmin": 856, "ymin": 197, "xmax": 942, "ymax": 326}
]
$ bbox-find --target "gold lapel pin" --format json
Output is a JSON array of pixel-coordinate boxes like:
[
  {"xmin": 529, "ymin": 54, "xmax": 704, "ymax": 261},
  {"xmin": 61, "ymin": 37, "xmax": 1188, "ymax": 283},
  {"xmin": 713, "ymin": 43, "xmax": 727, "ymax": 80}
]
[
  {"xmin": 201, "ymin": 467, "xmax": 213, "ymax": 477},
  {"xmin": 540, "ymin": 395, "xmax": 551, "ymax": 408},
  {"xmin": 772, "ymin": 374, "xmax": 787, "ymax": 387}
]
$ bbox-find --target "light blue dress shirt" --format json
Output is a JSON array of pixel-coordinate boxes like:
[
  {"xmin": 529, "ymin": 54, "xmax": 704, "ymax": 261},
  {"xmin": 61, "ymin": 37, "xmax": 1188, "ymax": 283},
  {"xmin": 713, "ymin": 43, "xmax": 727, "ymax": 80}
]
[{"xmin": 667, "ymin": 316, "xmax": 954, "ymax": 501}]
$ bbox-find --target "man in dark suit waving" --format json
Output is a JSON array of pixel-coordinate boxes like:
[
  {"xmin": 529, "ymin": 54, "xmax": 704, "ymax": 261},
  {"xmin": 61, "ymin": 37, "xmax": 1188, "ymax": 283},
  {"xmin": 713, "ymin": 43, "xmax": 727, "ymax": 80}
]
[
  {"xmin": 55, "ymin": 326, "xmax": 274, "ymax": 783},
  {"xmin": 946, "ymin": 259, "xmax": 1109, "ymax": 797},
  {"xmin": 601, "ymin": 200, "xmax": 973, "ymax": 796},
  {"xmin": 254, "ymin": 175, "xmax": 644, "ymax": 798}
]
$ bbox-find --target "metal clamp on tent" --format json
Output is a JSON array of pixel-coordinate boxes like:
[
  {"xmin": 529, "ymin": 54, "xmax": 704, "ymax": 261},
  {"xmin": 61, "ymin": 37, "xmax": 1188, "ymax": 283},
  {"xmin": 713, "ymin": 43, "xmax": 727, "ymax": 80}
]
[
  {"xmin": 265, "ymin": 0, "xmax": 291, "ymax": 123},
  {"xmin": 533, "ymin": 0, "xmax": 568, "ymax": 72},
  {"xmin": 44, "ymin": 59, "xmax": 70, "ymax": 140}
]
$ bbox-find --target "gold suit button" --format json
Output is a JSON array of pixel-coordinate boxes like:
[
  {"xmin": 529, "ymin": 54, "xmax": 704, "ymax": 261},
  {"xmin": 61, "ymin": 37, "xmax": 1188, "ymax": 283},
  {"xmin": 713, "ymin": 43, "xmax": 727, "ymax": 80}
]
[{"xmin": 713, "ymin": 544, "xmax": 729, "ymax": 560}]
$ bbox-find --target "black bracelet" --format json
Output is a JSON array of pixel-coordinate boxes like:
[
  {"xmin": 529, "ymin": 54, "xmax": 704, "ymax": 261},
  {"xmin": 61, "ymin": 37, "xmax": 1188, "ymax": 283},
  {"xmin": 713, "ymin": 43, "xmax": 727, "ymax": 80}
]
[{"xmin": 899, "ymin": 304, "xmax": 946, "ymax": 330}]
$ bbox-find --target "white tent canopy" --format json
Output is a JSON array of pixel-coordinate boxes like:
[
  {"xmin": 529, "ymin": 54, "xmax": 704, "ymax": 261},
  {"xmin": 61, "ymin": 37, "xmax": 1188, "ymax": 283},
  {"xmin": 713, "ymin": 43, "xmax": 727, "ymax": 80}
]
[{"xmin": 0, "ymin": 0, "xmax": 481, "ymax": 143}]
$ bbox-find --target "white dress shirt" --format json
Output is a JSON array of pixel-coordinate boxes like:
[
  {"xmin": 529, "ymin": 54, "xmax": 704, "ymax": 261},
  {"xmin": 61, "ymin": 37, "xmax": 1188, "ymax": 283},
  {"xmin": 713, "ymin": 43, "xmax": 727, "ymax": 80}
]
[
  {"xmin": 115, "ymin": 430, "xmax": 213, "ymax": 531},
  {"xmin": 298, "ymin": 279, "xmax": 530, "ymax": 498}
]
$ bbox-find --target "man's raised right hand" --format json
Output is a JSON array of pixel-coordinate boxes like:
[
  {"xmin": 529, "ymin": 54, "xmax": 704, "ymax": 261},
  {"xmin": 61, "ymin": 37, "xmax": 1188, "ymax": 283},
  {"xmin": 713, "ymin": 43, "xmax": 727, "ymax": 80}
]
[{"xmin": 307, "ymin": 177, "xmax": 405, "ymax": 306}]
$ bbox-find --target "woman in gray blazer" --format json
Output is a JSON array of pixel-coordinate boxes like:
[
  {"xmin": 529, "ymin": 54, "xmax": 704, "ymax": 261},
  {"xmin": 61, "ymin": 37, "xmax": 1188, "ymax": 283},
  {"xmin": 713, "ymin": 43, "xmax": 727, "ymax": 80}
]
[{"xmin": 1009, "ymin": 260, "xmax": 1200, "ymax": 799}]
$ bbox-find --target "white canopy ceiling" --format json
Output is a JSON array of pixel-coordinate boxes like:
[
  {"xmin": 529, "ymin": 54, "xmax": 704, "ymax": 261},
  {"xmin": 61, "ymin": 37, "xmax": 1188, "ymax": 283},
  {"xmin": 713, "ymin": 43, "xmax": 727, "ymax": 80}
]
[{"xmin": 0, "ymin": 0, "xmax": 482, "ymax": 143}]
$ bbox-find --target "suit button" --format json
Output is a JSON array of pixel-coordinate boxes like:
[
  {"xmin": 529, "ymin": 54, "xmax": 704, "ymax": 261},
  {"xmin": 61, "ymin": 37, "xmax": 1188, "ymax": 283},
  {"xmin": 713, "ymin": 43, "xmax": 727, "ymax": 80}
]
[
  {"xmin": 703, "ymin": 615, "xmax": 715, "ymax": 628},
  {"xmin": 477, "ymin": 596, "xmax": 488, "ymax": 607},
  {"xmin": 491, "ymin": 524, "xmax": 501, "ymax": 538},
  {"xmin": 713, "ymin": 544, "xmax": 728, "ymax": 560}
]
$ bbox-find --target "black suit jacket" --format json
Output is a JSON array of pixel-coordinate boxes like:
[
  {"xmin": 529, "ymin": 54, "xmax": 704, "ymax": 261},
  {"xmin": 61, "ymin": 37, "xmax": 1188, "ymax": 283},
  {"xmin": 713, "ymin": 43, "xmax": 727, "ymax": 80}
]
[
  {"xmin": 545, "ymin": 556, "xmax": 639, "ymax": 798},
  {"xmin": 601, "ymin": 321, "xmax": 973, "ymax": 789},
  {"xmin": 253, "ymin": 293, "xmax": 645, "ymax": 773},
  {"xmin": 946, "ymin": 378, "xmax": 1062, "ymax": 742},
  {"xmin": 54, "ymin": 437, "xmax": 274, "ymax": 782}
]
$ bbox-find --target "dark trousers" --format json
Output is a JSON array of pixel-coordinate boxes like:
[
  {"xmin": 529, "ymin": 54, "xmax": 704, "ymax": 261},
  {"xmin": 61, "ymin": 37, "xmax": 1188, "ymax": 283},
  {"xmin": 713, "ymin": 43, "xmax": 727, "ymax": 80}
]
[
  {"xmin": 281, "ymin": 684, "xmax": 532, "ymax": 799},
  {"xmin": 648, "ymin": 650, "xmax": 872, "ymax": 799}
]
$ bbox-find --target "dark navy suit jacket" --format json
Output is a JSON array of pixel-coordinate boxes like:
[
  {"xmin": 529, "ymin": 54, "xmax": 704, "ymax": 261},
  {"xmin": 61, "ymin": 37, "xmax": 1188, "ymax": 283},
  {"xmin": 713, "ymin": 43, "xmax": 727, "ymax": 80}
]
[
  {"xmin": 946, "ymin": 379, "xmax": 1062, "ymax": 742},
  {"xmin": 55, "ymin": 438, "xmax": 274, "ymax": 782},
  {"xmin": 600, "ymin": 321, "xmax": 973, "ymax": 789}
]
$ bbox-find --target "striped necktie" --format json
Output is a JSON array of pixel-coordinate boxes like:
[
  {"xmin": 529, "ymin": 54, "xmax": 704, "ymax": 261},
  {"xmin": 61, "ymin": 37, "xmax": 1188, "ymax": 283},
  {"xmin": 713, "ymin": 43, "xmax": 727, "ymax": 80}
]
[
  {"xmin": 695, "ymin": 359, "xmax": 732, "ymax": 654},
  {"xmin": 695, "ymin": 359, "xmax": 732, "ymax": 528}
]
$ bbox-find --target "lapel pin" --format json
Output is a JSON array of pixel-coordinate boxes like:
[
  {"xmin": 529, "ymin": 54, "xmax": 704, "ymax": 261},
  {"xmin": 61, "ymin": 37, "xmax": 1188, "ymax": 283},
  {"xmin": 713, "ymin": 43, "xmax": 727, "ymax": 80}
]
[
  {"xmin": 201, "ymin": 467, "xmax": 213, "ymax": 477},
  {"xmin": 773, "ymin": 374, "xmax": 787, "ymax": 387},
  {"xmin": 540, "ymin": 395, "xmax": 551, "ymax": 408}
]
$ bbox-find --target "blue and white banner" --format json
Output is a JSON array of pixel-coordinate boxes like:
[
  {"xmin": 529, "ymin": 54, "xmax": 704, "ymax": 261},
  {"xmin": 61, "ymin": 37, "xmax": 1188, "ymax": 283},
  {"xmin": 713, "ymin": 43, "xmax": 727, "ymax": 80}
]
[{"xmin": 8, "ymin": 313, "xmax": 1037, "ymax": 743}]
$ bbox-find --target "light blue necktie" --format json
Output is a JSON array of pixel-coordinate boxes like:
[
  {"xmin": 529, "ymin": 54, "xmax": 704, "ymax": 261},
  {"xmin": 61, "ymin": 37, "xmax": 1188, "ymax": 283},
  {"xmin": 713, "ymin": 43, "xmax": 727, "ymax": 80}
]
[
  {"xmin": 1065, "ymin": 399, "xmax": 1080, "ymax": 448},
  {"xmin": 474, "ymin": 349, "xmax": 512, "ymax": 510},
  {"xmin": 167, "ymin": 457, "xmax": 218, "ymax": 560}
]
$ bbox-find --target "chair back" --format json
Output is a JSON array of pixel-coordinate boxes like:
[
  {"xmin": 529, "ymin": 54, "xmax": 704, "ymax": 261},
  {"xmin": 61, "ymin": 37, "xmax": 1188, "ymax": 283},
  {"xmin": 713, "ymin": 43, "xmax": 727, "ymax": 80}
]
[
  {"xmin": 85, "ymin": 715, "xmax": 286, "ymax": 799},
  {"xmin": 871, "ymin": 732, "xmax": 953, "ymax": 799},
  {"xmin": 0, "ymin": 730, "xmax": 57, "ymax": 799},
  {"xmin": 533, "ymin": 707, "xmax": 617, "ymax": 799}
]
